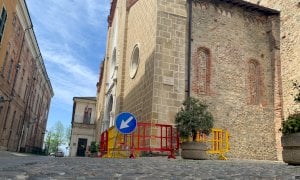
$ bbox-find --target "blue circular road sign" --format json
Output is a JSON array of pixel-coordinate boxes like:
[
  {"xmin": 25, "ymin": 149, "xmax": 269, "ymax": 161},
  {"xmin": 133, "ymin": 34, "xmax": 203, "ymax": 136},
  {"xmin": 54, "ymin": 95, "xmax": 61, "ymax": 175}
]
[{"xmin": 115, "ymin": 112, "xmax": 137, "ymax": 134}]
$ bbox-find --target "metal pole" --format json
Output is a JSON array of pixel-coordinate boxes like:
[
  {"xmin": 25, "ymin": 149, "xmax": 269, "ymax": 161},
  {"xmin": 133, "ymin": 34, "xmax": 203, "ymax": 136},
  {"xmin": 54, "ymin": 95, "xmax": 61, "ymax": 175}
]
[{"xmin": 187, "ymin": 0, "xmax": 192, "ymax": 98}]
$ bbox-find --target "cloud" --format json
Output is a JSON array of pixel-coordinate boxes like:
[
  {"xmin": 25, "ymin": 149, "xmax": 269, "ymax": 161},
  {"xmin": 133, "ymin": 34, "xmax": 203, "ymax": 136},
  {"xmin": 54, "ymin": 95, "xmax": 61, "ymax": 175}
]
[{"xmin": 25, "ymin": 0, "xmax": 111, "ymax": 125}]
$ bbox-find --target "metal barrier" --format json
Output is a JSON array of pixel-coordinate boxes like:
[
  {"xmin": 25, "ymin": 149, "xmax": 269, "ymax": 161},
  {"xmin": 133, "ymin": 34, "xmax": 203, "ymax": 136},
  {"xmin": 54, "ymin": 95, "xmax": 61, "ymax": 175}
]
[
  {"xmin": 196, "ymin": 128, "xmax": 230, "ymax": 160},
  {"xmin": 99, "ymin": 123, "xmax": 179, "ymax": 159},
  {"xmin": 99, "ymin": 130, "xmax": 108, "ymax": 157},
  {"xmin": 100, "ymin": 125, "xmax": 229, "ymax": 159}
]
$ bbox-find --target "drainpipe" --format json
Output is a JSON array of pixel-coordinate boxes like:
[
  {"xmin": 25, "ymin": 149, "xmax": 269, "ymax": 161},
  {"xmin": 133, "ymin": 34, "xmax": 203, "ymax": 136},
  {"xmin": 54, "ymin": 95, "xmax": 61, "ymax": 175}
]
[{"xmin": 187, "ymin": 0, "xmax": 192, "ymax": 98}]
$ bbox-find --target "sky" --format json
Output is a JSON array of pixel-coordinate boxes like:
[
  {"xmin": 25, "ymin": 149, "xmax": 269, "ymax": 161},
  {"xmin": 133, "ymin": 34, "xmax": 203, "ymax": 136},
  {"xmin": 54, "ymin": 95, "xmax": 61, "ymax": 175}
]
[{"xmin": 26, "ymin": 0, "xmax": 111, "ymax": 132}]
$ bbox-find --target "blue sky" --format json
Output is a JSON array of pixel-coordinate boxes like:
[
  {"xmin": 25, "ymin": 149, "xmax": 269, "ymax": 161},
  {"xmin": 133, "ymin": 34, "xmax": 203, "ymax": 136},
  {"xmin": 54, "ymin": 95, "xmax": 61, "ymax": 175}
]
[{"xmin": 26, "ymin": 0, "xmax": 110, "ymax": 132}]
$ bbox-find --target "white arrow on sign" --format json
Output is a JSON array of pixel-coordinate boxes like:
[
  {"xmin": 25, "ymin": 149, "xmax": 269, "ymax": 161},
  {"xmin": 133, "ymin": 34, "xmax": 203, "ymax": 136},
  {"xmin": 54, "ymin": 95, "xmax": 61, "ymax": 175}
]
[{"xmin": 120, "ymin": 116, "xmax": 134, "ymax": 129}]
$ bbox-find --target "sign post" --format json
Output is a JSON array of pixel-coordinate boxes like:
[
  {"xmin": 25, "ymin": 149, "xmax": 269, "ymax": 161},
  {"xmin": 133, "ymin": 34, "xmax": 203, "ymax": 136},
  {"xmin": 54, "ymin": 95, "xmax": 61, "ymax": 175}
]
[{"xmin": 115, "ymin": 112, "xmax": 137, "ymax": 134}]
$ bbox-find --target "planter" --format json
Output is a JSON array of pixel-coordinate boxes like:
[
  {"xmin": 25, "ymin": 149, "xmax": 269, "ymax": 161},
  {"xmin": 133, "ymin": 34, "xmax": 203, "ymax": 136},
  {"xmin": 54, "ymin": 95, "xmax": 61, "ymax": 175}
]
[
  {"xmin": 90, "ymin": 152, "xmax": 97, "ymax": 158},
  {"xmin": 281, "ymin": 132, "xmax": 300, "ymax": 165},
  {"xmin": 181, "ymin": 141, "xmax": 208, "ymax": 160}
]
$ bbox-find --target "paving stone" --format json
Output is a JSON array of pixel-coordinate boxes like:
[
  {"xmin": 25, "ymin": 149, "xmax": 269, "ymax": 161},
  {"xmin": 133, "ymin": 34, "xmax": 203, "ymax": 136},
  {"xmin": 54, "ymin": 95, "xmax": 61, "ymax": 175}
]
[{"xmin": 0, "ymin": 151, "xmax": 300, "ymax": 179}]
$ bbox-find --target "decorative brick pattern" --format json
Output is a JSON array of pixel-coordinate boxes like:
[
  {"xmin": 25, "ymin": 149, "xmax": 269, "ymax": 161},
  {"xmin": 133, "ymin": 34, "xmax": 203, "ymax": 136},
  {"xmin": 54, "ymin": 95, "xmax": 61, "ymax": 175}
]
[
  {"xmin": 192, "ymin": 47, "xmax": 211, "ymax": 96},
  {"xmin": 248, "ymin": 60, "xmax": 261, "ymax": 105},
  {"xmin": 191, "ymin": 0, "xmax": 279, "ymax": 160}
]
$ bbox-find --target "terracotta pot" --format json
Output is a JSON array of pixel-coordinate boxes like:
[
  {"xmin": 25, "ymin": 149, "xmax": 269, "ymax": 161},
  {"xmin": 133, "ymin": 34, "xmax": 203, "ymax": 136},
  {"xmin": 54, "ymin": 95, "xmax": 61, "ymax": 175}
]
[
  {"xmin": 181, "ymin": 141, "xmax": 208, "ymax": 160},
  {"xmin": 281, "ymin": 132, "xmax": 300, "ymax": 165}
]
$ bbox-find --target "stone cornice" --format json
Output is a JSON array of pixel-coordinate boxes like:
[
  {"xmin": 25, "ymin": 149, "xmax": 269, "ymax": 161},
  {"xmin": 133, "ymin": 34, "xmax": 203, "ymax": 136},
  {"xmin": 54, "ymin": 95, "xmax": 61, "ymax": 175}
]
[
  {"xmin": 16, "ymin": 0, "xmax": 54, "ymax": 97},
  {"xmin": 108, "ymin": 0, "xmax": 117, "ymax": 27},
  {"xmin": 73, "ymin": 122, "xmax": 96, "ymax": 129},
  {"xmin": 127, "ymin": 0, "xmax": 139, "ymax": 10}
]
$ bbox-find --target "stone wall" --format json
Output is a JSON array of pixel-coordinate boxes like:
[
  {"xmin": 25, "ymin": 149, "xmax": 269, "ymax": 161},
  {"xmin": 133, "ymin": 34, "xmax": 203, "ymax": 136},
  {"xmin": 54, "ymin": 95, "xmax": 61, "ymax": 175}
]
[
  {"xmin": 121, "ymin": 0, "xmax": 157, "ymax": 124},
  {"xmin": 69, "ymin": 125, "xmax": 95, "ymax": 157},
  {"xmin": 246, "ymin": 0, "xmax": 300, "ymax": 161},
  {"xmin": 153, "ymin": 0, "xmax": 187, "ymax": 125},
  {"xmin": 191, "ymin": 0, "xmax": 279, "ymax": 160},
  {"xmin": 247, "ymin": 0, "xmax": 300, "ymax": 114}
]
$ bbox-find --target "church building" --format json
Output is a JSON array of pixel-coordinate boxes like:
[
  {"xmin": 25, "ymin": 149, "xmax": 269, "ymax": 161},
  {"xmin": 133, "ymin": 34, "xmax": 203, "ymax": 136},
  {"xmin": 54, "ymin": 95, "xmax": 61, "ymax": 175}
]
[{"xmin": 96, "ymin": 0, "xmax": 300, "ymax": 160}]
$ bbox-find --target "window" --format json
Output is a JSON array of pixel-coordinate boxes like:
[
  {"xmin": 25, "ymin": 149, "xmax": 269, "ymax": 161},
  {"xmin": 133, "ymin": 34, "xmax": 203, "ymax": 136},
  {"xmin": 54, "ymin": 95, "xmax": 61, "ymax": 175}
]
[
  {"xmin": 192, "ymin": 47, "xmax": 211, "ymax": 95},
  {"xmin": 110, "ymin": 48, "xmax": 116, "ymax": 78},
  {"xmin": 83, "ymin": 107, "xmax": 92, "ymax": 124},
  {"xmin": 249, "ymin": 60, "xmax": 261, "ymax": 105},
  {"xmin": 130, "ymin": 44, "xmax": 140, "ymax": 79},
  {"xmin": 7, "ymin": 59, "xmax": 13, "ymax": 82},
  {"xmin": 0, "ymin": 7, "xmax": 7, "ymax": 43}
]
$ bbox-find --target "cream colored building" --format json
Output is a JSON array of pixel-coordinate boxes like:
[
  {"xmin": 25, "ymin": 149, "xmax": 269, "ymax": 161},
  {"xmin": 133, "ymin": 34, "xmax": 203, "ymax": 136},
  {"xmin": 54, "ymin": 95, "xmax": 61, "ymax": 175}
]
[
  {"xmin": 70, "ymin": 97, "xmax": 96, "ymax": 157},
  {"xmin": 96, "ymin": 0, "xmax": 300, "ymax": 160}
]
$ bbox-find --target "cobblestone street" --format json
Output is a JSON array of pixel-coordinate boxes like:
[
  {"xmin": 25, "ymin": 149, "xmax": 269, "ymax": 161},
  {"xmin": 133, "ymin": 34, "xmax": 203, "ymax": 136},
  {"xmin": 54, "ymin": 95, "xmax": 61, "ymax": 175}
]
[{"xmin": 0, "ymin": 151, "xmax": 299, "ymax": 179}]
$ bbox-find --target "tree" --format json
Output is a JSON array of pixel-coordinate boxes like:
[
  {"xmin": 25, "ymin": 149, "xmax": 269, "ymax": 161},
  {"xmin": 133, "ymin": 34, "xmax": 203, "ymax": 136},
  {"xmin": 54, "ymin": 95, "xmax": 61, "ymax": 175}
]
[
  {"xmin": 65, "ymin": 125, "xmax": 71, "ymax": 148},
  {"xmin": 53, "ymin": 121, "xmax": 65, "ymax": 151},
  {"xmin": 44, "ymin": 121, "xmax": 66, "ymax": 153}
]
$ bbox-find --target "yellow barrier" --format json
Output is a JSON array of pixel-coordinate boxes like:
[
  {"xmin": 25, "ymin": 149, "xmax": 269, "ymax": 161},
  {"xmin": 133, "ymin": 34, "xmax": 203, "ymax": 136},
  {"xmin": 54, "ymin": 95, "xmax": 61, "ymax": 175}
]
[
  {"xmin": 103, "ymin": 126, "xmax": 229, "ymax": 160},
  {"xmin": 196, "ymin": 128, "xmax": 230, "ymax": 160},
  {"xmin": 104, "ymin": 126, "xmax": 131, "ymax": 158}
]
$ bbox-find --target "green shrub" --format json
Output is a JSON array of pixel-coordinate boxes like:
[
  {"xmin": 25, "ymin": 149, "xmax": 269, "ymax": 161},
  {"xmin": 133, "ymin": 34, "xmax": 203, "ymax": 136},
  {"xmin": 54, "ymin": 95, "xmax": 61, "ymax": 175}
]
[
  {"xmin": 175, "ymin": 97, "xmax": 214, "ymax": 141},
  {"xmin": 90, "ymin": 141, "xmax": 99, "ymax": 153},
  {"xmin": 281, "ymin": 113, "xmax": 300, "ymax": 135},
  {"xmin": 281, "ymin": 82, "xmax": 300, "ymax": 135}
]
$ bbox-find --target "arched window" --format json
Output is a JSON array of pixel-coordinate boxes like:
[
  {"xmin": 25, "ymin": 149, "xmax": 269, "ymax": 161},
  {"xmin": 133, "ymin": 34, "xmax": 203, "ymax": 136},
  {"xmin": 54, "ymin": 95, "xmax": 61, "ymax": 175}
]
[
  {"xmin": 110, "ymin": 48, "xmax": 116, "ymax": 78},
  {"xmin": 249, "ymin": 60, "xmax": 261, "ymax": 105},
  {"xmin": 192, "ymin": 47, "xmax": 210, "ymax": 95}
]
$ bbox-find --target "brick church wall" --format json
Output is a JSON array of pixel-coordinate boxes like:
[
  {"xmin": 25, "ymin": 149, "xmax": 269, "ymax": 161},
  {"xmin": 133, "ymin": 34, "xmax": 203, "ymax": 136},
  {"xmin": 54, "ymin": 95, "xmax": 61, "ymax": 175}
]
[
  {"xmin": 246, "ymin": 0, "xmax": 300, "ymax": 161},
  {"xmin": 191, "ymin": 0, "xmax": 280, "ymax": 160}
]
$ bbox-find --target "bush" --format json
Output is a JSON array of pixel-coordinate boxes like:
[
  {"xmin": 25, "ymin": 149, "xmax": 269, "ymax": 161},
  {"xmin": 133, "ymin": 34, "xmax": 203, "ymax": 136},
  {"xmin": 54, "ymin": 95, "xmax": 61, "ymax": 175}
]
[
  {"xmin": 281, "ymin": 113, "xmax": 300, "ymax": 135},
  {"xmin": 90, "ymin": 141, "xmax": 99, "ymax": 153},
  {"xmin": 281, "ymin": 82, "xmax": 300, "ymax": 135},
  {"xmin": 175, "ymin": 97, "xmax": 214, "ymax": 141}
]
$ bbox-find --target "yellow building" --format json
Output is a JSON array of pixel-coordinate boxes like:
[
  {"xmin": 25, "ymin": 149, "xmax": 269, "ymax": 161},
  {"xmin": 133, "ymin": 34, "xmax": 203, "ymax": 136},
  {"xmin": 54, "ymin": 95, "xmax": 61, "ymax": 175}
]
[{"xmin": 0, "ymin": 0, "xmax": 53, "ymax": 153}]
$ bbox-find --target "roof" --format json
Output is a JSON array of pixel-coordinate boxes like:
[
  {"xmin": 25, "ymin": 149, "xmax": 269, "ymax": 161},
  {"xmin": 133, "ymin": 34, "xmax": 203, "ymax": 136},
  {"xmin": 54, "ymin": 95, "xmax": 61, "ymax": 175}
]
[
  {"xmin": 73, "ymin": 97, "xmax": 96, "ymax": 101},
  {"xmin": 195, "ymin": 0, "xmax": 279, "ymax": 15}
]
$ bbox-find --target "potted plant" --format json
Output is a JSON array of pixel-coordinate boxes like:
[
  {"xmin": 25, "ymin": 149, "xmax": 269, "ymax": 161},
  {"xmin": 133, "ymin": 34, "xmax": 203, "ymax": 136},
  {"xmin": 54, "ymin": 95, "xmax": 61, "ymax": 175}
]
[
  {"xmin": 175, "ymin": 97, "xmax": 214, "ymax": 160},
  {"xmin": 90, "ymin": 141, "xmax": 99, "ymax": 158},
  {"xmin": 281, "ymin": 82, "xmax": 300, "ymax": 165}
]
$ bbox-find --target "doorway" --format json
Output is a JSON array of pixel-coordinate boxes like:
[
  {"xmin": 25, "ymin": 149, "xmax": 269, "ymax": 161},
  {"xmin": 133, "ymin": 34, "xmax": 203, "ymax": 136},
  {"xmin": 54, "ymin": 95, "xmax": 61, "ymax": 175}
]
[{"xmin": 76, "ymin": 138, "xmax": 87, "ymax": 157}]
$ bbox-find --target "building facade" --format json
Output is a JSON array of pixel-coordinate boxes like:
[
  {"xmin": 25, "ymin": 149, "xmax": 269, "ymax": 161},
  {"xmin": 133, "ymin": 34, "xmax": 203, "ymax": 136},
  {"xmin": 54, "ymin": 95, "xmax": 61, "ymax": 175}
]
[
  {"xmin": 96, "ymin": 0, "xmax": 299, "ymax": 160},
  {"xmin": 70, "ymin": 97, "xmax": 96, "ymax": 157},
  {"xmin": 0, "ymin": 0, "xmax": 53, "ymax": 153}
]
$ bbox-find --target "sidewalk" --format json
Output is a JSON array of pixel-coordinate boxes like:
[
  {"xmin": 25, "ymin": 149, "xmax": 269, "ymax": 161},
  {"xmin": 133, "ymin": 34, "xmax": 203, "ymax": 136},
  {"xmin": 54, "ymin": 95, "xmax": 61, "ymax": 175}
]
[{"xmin": 0, "ymin": 150, "xmax": 35, "ymax": 157}]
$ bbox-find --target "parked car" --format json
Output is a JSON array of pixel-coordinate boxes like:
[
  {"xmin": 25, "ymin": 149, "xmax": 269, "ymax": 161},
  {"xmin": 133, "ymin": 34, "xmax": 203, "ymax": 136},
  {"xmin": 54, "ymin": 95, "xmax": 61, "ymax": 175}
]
[{"xmin": 55, "ymin": 151, "xmax": 64, "ymax": 157}]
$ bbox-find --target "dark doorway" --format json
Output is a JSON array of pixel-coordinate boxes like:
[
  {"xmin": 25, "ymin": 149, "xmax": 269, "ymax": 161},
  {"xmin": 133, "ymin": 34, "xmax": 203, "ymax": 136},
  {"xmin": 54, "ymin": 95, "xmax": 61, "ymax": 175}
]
[{"xmin": 76, "ymin": 138, "xmax": 87, "ymax": 157}]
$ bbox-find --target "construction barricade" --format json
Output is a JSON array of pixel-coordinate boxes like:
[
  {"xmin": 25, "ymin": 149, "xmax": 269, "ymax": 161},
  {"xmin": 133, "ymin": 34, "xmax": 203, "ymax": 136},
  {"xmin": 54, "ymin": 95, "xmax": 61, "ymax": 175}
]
[
  {"xmin": 99, "ymin": 129, "xmax": 108, "ymax": 157},
  {"xmin": 100, "ymin": 124, "xmax": 229, "ymax": 159},
  {"xmin": 196, "ymin": 128, "xmax": 230, "ymax": 160},
  {"xmin": 99, "ymin": 122, "xmax": 179, "ymax": 159}
]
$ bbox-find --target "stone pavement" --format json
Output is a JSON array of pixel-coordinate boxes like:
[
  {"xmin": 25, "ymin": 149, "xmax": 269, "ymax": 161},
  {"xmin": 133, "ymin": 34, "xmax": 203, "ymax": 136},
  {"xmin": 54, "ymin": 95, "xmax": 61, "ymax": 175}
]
[{"xmin": 0, "ymin": 151, "xmax": 299, "ymax": 179}]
